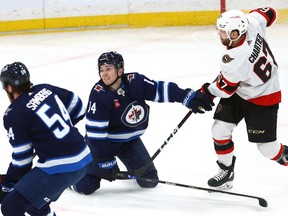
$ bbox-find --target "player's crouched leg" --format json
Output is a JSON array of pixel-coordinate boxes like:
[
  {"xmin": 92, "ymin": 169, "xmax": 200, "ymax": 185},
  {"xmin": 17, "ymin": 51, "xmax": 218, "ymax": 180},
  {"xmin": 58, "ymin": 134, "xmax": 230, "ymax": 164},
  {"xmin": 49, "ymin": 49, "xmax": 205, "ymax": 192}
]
[
  {"xmin": 136, "ymin": 169, "xmax": 158, "ymax": 188},
  {"xmin": 1, "ymin": 190, "xmax": 37, "ymax": 216},
  {"xmin": 2, "ymin": 194, "xmax": 56, "ymax": 216},
  {"xmin": 71, "ymin": 174, "xmax": 101, "ymax": 195},
  {"xmin": 26, "ymin": 204, "xmax": 56, "ymax": 216}
]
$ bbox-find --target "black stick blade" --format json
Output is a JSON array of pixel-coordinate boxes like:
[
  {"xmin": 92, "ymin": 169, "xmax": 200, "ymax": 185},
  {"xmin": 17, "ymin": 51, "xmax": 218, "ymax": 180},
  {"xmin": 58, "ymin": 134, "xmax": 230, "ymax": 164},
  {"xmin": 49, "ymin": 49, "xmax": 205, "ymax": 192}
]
[{"xmin": 258, "ymin": 198, "xmax": 268, "ymax": 207}]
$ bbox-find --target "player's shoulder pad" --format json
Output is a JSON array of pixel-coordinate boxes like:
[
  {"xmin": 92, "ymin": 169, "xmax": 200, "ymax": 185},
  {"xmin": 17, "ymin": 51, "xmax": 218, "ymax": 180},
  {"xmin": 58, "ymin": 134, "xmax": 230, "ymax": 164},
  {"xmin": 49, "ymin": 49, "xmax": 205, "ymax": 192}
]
[
  {"xmin": 90, "ymin": 82, "xmax": 114, "ymax": 110},
  {"xmin": 91, "ymin": 80, "xmax": 113, "ymax": 97},
  {"xmin": 33, "ymin": 83, "xmax": 64, "ymax": 95},
  {"xmin": 249, "ymin": 7, "xmax": 277, "ymax": 27},
  {"xmin": 32, "ymin": 83, "xmax": 51, "ymax": 90},
  {"xmin": 92, "ymin": 80, "xmax": 107, "ymax": 94},
  {"xmin": 220, "ymin": 45, "xmax": 250, "ymax": 72},
  {"xmin": 124, "ymin": 72, "xmax": 140, "ymax": 83}
]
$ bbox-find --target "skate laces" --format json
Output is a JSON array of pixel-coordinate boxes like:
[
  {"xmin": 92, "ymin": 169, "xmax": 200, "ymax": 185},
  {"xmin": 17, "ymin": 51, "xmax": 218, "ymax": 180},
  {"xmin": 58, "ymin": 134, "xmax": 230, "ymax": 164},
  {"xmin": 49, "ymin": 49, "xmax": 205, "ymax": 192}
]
[{"xmin": 212, "ymin": 169, "xmax": 229, "ymax": 181}]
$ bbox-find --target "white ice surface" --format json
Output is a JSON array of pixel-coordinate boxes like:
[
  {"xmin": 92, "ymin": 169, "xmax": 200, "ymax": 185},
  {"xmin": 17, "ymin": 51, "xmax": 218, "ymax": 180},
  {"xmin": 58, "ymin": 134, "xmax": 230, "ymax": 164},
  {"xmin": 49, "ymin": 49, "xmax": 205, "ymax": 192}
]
[{"xmin": 0, "ymin": 24, "xmax": 288, "ymax": 215}]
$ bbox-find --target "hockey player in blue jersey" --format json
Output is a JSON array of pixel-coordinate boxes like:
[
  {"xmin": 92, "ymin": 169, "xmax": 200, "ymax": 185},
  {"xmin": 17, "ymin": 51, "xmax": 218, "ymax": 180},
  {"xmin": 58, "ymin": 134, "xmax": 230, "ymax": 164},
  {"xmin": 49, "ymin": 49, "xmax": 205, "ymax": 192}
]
[
  {"xmin": 0, "ymin": 62, "xmax": 93, "ymax": 216},
  {"xmin": 71, "ymin": 51, "xmax": 214, "ymax": 195}
]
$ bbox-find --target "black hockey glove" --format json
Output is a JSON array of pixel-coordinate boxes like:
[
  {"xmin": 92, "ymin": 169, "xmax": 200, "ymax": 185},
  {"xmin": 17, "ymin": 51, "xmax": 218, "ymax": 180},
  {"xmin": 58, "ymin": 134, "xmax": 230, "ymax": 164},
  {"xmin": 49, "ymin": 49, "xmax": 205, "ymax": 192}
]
[
  {"xmin": 182, "ymin": 89, "xmax": 214, "ymax": 113},
  {"xmin": 201, "ymin": 83, "xmax": 216, "ymax": 100},
  {"xmin": 96, "ymin": 157, "xmax": 120, "ymax": 182}
]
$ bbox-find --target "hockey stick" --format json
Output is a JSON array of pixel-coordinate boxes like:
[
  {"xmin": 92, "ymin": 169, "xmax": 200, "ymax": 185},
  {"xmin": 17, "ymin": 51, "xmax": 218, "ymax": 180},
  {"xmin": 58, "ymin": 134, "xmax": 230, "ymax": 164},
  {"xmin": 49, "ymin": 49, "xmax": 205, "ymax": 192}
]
[
  {"xmin": 131, "ymin": 110, "xmax": 193, "ymax": 177},
  {"xmin": 116, "ymin": 172, "xmax": 268, "ymax": 208}
]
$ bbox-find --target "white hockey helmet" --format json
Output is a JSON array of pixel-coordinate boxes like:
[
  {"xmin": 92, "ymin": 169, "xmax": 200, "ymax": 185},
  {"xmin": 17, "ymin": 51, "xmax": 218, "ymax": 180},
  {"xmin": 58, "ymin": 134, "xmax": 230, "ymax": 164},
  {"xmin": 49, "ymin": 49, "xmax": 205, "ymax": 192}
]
[{"xmin": 217, "ymin": 9, "xmax": 248, "ymax": 38}]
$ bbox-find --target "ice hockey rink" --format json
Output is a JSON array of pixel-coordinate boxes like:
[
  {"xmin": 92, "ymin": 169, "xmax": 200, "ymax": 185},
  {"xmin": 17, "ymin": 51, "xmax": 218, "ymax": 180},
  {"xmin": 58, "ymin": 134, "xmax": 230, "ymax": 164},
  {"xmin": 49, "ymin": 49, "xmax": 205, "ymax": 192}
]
[{"xmin": 0, "ymin": 23, "xmax": 288, "ymax": 216}]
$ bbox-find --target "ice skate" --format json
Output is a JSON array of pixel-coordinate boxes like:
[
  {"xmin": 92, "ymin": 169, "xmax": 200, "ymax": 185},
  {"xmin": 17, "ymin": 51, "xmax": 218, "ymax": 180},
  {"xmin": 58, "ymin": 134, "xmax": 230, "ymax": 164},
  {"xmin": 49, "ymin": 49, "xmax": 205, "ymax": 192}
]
[{"xmin": 208, "ymin": 156, "xmax": 236, "ymax": 190}]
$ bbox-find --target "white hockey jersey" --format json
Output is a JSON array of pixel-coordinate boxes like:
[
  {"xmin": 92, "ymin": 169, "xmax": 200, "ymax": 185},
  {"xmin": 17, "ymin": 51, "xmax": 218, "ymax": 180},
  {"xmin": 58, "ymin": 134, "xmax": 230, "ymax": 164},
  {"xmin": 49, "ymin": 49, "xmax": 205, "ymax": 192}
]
[{"xmin": 208, "ymin": 7, "xmax": 281, "ymax": 106}]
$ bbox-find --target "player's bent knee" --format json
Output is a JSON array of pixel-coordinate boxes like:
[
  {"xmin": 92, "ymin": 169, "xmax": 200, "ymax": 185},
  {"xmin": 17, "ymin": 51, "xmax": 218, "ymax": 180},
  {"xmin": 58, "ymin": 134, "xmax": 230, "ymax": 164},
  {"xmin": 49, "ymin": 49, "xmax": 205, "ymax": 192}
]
[
  {"xmin": 257, "ymin": 141, "xmax": 281, "ymax": 159},
  {"xmin": 72, "ymin": 175, "xmax": 101, "ymax": 195},
  {"xmin": 1, "ymin": 190, "xmax": 27, "ymax": 216},
  {"xmin": 137, "ymin": 169, "xmax": 158, "ymax": 188},
  {"xmin": 211, "ymin": 120, "xmax": 235, "ymax": 141}
]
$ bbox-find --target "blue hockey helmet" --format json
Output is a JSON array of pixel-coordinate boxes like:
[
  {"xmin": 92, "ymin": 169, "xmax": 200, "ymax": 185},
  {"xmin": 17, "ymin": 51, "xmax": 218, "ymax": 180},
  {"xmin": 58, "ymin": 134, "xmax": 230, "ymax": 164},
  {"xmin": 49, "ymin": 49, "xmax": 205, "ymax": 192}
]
[
  {"xmin": 0, "ymin": 62, "xmax": 31, "ymax": 89},
  {"xmin": 98, "ymin": 51, "xmax": 124, "ymax": 71}
]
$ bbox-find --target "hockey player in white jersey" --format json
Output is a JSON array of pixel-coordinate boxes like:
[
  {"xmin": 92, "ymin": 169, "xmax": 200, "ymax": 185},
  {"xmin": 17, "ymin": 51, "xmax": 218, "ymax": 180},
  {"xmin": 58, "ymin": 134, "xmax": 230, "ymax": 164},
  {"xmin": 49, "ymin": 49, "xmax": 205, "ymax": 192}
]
[{"xmin": 200, "ymin": 6, "xmax": 286, "ymax": 190}]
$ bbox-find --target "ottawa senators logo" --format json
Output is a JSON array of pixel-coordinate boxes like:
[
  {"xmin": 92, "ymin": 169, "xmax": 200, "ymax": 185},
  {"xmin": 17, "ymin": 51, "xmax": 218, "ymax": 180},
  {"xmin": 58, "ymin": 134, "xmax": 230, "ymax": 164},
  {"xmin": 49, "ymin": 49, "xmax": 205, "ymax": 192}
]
[
  {"xmin": 215, "ymin": 104, "xmax": 222, "ymax": 113},
  {"xmin": 222, "ymin": 54, "xmax": 234, "ymax": 63},
  {"xmin": 121, "ymin": 101, "xmax": 149, "ymax": 127}
]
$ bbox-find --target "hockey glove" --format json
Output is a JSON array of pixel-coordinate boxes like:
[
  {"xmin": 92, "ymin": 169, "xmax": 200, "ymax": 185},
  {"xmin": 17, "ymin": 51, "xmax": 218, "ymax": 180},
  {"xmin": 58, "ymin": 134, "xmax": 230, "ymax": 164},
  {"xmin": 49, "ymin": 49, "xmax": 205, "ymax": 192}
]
[
  {"xmin": 182, "ymin": 89, "xmax": 214, "ymax": 113},
  {"xmin": 97, "ymin": 157, "xmax": 120, "ymax": 182},
  {"xmin": 201, "ymin": 83, "xmax": 216, "ymax": 100}
]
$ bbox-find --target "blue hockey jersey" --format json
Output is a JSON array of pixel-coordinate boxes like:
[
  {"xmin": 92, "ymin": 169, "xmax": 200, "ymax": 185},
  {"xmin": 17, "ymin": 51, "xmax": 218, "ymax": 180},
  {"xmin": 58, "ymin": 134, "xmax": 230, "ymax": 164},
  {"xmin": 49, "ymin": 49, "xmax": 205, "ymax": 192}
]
[
  {"xmin": 3, "ymin": 84, "xmax": 93, "ymax": 182},
  {"xmin": 85, "ymin": 72, "xmax": 189, "ymax": 157}
]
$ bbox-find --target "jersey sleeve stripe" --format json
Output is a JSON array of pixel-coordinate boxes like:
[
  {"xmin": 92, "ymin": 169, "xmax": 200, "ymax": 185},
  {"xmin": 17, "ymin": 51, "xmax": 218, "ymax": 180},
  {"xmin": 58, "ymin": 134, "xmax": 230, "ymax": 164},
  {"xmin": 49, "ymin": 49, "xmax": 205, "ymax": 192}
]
[
  {"xmin": 12, "ymin": 156, "xmax": 33, "ymax": 167},
  {"xmin": 250, "ymin": 7, "xmax": 277, "ymax": 27},
  {"xmin": 86, "ymin": 119, "xmax": 109, "ymax": 128},
  {"xmin": 13, "ymin": 142, "xmax": 33, "ymax": 154},
  {"xmin": 35, "ymin": 145, "xmax": 92, "ymax": 174}
]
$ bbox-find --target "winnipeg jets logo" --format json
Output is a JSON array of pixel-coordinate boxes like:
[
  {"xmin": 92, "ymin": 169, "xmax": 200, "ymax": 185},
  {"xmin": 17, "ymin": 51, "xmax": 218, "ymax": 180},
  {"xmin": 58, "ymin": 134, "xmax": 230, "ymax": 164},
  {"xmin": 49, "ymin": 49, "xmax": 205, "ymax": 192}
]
[
  {"xmin": 121, "ymin": 101, "xmax": 148, "ymax": 127},
  {"xmin": 222, "ymin": 54, "xmax": 234, "ymax": 63},
  {"xmin": 128, "ymin": 105, "xmax": 142, "ymax": 122}
]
